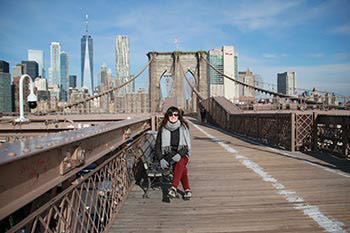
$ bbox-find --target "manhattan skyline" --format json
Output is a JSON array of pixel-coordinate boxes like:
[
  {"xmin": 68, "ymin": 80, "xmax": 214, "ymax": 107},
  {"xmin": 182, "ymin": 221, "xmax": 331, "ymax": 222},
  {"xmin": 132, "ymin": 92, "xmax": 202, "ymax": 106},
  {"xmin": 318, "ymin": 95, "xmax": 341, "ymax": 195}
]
[{"xmin": 0, "ymin": 0, "xmax": 349, "ymax": 96}]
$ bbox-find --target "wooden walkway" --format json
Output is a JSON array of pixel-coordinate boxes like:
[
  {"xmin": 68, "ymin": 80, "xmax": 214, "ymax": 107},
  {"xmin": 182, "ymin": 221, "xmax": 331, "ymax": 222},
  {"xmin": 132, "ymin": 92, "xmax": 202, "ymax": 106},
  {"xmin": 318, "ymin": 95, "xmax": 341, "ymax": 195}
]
[{"xmin": 110, "ymin": 120, "xmax": 350, "ymax": 233}]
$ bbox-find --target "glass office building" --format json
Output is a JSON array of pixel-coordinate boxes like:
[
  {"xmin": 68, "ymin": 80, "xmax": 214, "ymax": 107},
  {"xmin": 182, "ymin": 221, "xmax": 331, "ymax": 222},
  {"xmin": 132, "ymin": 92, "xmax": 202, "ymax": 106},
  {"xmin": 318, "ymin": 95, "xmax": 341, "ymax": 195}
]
[
  {"xmin": 81, "ymin": 35, "xmax": 93, "ymax": 94},
  {"xmin": 208, "ymin": 49, "xmax": 224, "ymax": 97},
  {"xmin": 81, "ymin": 15, "xmax": 94, "ymax": 95},
  {"xmin": 208, "ymin": 49, "xmax": 224, "ymax": 85},
  {"xmin": 208, "ymin": 46, "xmax": 239, "ymax": 102},
  {"xmin": 277, "ymin": 72, "xmax": 297, "ymax": 96},
  {"xmin": 0, "ymin": 60, "xmax": 12, "ymax": 112},
  {"xmin": 49, "ymin": 42, "xmax": 61, "ymax": 85},
  {"xmin": 60, "ymin": 51, "xmax": 69, "ymax": 101},
  {"xmin": 69, "ymin": 75, "xmax": 77, "ymax": 88},
  {"xmin": 28, "ymin": 49, "xmax": 44, "ymax": 77},
  {"xmin": 21, "ymin": 61, "xmax": 39, "ymax": 81}
]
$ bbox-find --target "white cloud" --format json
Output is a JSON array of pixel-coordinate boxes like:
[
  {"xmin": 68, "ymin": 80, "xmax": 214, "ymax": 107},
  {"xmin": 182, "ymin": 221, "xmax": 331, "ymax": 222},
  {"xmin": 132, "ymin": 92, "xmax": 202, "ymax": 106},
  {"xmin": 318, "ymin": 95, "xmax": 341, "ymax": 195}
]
[
  {"xmin": 262, "ymin": 53, "xmax": 288, "ymax": 59},
  {"xmin": 331, "ymin": 25, "xmax": 350, "ymax": 35},
  {"xmin": 307, "ymin": 53, "xmax": 324, "ymax": 58},
  {"xmin": 218, "ymin": 0, "xmax": 303, "ymax": 31},
  {"xmin": 332, "ymin": 53, "xmax": 350, "ymax": 60},
  {"xmin": 263, "ymin": 53, "xmax": 278, "ymax": 58}
]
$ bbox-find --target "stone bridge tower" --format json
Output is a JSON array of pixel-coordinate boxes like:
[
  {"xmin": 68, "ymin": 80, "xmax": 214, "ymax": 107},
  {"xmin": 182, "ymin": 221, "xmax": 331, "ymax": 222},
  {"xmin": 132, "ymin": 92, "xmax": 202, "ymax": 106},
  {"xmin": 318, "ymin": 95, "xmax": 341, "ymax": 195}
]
[{"xmin": 147, "ymin": 51, "xmax": 209, "ymax": 112}]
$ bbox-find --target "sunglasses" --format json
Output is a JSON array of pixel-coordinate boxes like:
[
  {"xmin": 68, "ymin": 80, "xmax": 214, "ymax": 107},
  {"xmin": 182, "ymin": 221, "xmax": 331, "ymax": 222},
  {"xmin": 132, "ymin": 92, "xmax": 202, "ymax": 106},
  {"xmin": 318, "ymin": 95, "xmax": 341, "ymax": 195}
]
[{"xmin": 168, "ymin": 113, "xmax": 179, "ymax": 117}]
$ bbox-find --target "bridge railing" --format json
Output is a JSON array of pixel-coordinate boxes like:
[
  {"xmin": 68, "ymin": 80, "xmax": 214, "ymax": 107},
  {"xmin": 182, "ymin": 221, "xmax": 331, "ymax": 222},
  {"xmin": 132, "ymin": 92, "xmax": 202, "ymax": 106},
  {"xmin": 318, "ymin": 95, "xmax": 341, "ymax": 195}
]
[
  {"xmin": 6, "ymin": 143, "xmax": 136, "ymax": 233},
  {"xmin": 0, "ymin": 114, "xmax": 160, "ymax": 232},
  {"xmin": 201, "ymin": 97, "xmax": 349, "ymax": 158},
  {"xmin": 228, "ymin": 113, "xmax": 295, "ymax": 151},
  {"xmin": 315, "ymin": 114, "xmax": 350, "ymax": 158},
  {"xmin": 203, "ymin": 98, "xmax": 296, "ymax": 151}
]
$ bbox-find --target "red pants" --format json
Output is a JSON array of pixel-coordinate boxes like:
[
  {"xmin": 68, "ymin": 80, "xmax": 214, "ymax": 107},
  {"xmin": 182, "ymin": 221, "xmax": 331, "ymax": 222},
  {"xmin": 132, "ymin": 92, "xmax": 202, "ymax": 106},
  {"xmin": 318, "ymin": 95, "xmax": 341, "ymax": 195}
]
[{"xmin": 172, "ymin": 156, "xmax": 190, "ymax": 190}]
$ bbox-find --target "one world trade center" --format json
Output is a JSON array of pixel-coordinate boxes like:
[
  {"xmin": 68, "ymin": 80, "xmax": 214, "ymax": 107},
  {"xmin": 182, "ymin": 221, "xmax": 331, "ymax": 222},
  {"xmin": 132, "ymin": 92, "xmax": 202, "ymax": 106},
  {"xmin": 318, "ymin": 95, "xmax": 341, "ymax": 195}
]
[{"xmin": 81, "ymin": 14, "xmax": 94, "ymax": 95}]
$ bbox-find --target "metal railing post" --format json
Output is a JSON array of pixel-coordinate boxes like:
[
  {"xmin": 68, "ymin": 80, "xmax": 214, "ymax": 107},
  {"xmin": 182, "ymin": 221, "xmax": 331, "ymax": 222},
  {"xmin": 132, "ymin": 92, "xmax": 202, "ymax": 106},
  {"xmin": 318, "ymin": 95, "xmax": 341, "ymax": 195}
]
[
  {"xmin": 312, "ymin": 112, "xmax": 318, "ymax": 151},
  {"xmin": 342, "ymin": 117, "xmax": 347, "ymax": 156},
  {"xmin": 290, "ymin": 113, "xmax": 295, "ymax": 152}
]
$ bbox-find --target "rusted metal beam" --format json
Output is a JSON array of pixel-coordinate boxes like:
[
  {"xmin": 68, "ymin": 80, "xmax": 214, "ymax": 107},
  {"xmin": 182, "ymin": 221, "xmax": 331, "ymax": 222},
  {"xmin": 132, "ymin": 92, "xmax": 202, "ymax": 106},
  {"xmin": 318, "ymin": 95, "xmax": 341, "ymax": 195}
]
[
  {"xmin": 0, "ymin": 129, "xmax": 75, "ymax": 138},
  {"xmin": 0, "ymin": 113, "xmax": 146, "ymax": 124},
  {"xmin": 0, "ymin": 113, "xmax": 155, "ymax": 140},
  {"xmin": 0, "ymin": 115, "xmax": 154, "ymax": 220}
]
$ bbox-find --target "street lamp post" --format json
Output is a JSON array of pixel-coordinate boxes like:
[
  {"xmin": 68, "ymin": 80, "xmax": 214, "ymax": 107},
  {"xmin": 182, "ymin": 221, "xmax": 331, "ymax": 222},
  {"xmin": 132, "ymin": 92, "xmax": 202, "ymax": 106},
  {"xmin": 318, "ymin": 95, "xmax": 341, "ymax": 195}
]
[{"xmin": 15, "ymin": 74, "xmax": 37, "ymax": 123}]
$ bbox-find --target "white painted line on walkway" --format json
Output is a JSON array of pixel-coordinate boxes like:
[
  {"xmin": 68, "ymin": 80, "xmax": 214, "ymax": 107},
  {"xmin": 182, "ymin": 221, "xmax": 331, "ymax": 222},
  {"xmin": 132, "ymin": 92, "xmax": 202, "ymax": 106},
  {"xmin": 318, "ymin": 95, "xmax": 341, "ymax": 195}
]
[{"xmin": 190, "ymin": 122, "xmax": 347, "ymax": 233}]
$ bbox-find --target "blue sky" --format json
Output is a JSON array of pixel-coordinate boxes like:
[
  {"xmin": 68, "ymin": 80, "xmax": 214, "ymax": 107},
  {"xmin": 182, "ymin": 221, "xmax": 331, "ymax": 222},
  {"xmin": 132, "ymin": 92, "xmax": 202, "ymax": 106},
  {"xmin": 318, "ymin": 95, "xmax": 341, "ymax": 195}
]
[{"xmin": 1, "ymin": 0, "xmax": 350, "ymax": 96}]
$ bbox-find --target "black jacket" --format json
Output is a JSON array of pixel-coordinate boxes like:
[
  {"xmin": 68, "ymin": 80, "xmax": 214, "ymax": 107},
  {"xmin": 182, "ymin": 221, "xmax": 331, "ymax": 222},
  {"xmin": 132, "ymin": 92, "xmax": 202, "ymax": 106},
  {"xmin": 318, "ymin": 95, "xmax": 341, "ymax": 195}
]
[{"xmin": 155, "ymin": 128, "xmax": 189, "ymax": 162}]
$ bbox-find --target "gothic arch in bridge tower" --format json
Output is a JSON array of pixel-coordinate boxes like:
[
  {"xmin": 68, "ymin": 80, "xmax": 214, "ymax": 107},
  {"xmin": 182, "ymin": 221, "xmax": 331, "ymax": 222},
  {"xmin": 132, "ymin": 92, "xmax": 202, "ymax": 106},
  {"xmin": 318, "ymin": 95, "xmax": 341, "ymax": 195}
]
[
  {"xmin": 147, "ymin": 51, "xmax": 209, "ymax": 113},
  {"xmin": 183, "ymin": 70, "xmax": 196, "ymax": 112}
]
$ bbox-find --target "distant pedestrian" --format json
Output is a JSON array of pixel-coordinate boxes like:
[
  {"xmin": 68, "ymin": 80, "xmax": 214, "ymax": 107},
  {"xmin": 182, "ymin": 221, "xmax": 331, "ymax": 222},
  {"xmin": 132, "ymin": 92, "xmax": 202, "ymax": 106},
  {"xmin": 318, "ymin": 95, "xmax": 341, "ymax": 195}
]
[{"xmin": 200, "ymin": 106, "xmax": 207, "ymax": 123}]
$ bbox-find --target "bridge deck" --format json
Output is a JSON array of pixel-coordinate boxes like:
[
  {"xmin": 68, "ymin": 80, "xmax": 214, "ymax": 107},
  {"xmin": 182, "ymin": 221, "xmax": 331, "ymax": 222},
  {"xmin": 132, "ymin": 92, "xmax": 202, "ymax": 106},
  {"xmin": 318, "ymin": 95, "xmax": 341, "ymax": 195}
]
[{"xmin": 110, "ymin": 120, "xmax": 350, "ymax": 233}]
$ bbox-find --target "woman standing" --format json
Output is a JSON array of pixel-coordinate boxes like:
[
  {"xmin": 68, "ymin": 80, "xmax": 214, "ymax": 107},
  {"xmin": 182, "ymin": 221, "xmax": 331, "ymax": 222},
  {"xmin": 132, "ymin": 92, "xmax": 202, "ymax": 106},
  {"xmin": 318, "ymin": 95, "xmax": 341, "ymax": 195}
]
[{"xmin": 155, "ymin": 106, "xmax": 192, "ymax": 200}]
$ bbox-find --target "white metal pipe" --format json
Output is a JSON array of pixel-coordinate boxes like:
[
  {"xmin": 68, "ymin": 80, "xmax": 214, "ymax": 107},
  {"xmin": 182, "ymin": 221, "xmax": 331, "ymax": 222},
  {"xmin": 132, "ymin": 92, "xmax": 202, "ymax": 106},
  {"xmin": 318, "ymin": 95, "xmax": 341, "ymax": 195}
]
[{"xmin": 15, "ymin": 74, "xmax": 35, "ymax": 122}]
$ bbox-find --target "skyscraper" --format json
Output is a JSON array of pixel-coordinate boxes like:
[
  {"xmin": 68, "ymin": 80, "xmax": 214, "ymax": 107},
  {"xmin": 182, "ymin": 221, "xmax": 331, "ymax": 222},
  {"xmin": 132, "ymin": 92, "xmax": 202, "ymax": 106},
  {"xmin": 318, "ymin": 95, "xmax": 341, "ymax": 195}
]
[
  {"xmin": 115, "ymin": 35, "xmax": 131, "ymax": 94},
  {"xmin": 208, "ymin": 46, "xmax": 239, "ymax": 102},
  {"xmin": 12, "ymin": 65, "xmax": 22, "ymax": 79},
  {"xmin": 81, "ymin": 14, "xmax": 94, "ymax": 95},
  {"xmin": 238, "ymin": 68, "xmax": 256, "ymax": 98},
  {"xmin": 99, "ymin": 63, "xmax": 108, "ymax": 87},
  {"xmin": 21, "ymin": 61, "xmax": 39, "ymax": 80},
  {"xmin": 0, "ymin": 60, "xmax": 10, "ymax": 73},
  {"xmin": 234, "ymin": 52, "xmax": 239, "ymax": 84},
  {"xmin": 107, "ymin": 68, "xmax": 113, "ymax": 88},
  {"xmin": 208, "ymin": 49, "xmax": 224, "ymax": 97},
  {"xmin": 28, "ymin": 49, "xmax": 44, "ymax": 77},
  {"xmin": 60, "ymin": 51, "xmax": 69, "ymax": 101},
  {"xmin": 131, "ymin": 75, "xmax": 135, "ymax": 92},
  {"xmin": 12, "ymin": 64, "xmax": 30, "ymax": 113},
  {"xmin": 0, "ymin": 60, "xmax": 12, "ymax": 112},
  {"xmin": 223, "ymin": 45, "xmax": 239, "ymax": 103},
  {"xmin": 34, "ymin": 77, "xmax": 47, "ymax": 91},
  {"xmin": 69, "ymin": 75, "xmax": 77, "ymax": 88},
  {"xmin": 277, "ymin": 72, "xmax": 297, "ymax": 96},
  {"xmin": 49, "ymin": 42, "xmax": 61, "ymax": 85}
]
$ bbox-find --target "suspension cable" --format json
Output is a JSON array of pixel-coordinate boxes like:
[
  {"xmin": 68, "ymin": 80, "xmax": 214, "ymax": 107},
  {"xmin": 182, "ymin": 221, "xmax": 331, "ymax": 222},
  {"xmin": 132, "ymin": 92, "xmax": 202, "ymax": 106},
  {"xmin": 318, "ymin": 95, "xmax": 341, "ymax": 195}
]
[
  {"xmin": 201, "ymin": 56, "xmax": 299, "ymax": 100},
  {"xmin": 52, "ymin": 57, "xmax": 154, "ymax": 113}
]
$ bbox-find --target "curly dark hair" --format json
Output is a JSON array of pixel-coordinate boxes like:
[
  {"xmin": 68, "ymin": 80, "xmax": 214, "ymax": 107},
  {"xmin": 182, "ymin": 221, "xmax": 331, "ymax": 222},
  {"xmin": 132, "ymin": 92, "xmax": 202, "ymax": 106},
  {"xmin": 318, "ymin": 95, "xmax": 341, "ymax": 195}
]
[{"xmin": 159, "ymin": 106, "xmax": 189, "ymax": 130}]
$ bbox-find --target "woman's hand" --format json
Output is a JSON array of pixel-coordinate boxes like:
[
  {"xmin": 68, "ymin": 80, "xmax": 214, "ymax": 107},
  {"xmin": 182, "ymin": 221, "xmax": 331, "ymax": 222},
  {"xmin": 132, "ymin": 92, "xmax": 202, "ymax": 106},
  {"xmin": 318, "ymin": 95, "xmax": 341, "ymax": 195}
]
[
  {"xmin": 160, "ymin": 159, "xmax": 169, "ymax": 169},
  {"xmin": 172, "ymin": 154, "xmax": 181, "ymax": 162}
]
